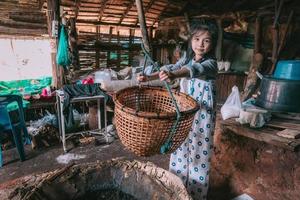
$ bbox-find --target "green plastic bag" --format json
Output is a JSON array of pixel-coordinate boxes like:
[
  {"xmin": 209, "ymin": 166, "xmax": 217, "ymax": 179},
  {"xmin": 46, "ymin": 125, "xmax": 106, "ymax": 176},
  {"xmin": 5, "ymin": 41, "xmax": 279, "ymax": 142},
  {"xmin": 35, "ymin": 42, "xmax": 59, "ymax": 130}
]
[{"xmin": 56, "ymin": 25, "xmax": 71, "ymax": 66}]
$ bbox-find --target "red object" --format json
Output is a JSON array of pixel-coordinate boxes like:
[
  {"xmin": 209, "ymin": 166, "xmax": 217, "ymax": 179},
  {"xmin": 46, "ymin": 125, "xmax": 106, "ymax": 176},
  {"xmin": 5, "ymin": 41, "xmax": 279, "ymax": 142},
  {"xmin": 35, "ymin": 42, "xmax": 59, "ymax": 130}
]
[
  {"xmin": 41, "ymin": 88, "xmax": 48, "ymax": 96},
  {"xmin": 82, "ymin": 77, "xmax": 94, "ymax": 84}
]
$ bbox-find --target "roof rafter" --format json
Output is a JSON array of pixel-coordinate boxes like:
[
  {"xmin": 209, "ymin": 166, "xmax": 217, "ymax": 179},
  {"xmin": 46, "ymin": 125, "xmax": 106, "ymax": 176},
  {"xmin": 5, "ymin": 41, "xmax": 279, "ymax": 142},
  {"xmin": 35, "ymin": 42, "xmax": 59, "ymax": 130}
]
[
  {"xmin": 74, "ymin": 0, "xmax": 81, "ymax": 20},
  {"xmin": 134, "ymin": 0, "xmax": 155, "ymax": 26},
  {"xmin": 118, "ymin": 0, "xmax": 136, "ymax": 25},
  {"xmin": 98, "ymin": 0, "xmax": 110, "ymax": 21}
]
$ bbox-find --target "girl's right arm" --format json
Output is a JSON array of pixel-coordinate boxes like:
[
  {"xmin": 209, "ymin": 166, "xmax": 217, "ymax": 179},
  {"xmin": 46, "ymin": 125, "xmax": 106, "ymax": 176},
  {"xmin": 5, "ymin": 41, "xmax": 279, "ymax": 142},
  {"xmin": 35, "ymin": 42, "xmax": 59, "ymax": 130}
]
[
  {"xmin": 137, "ymin": 72, "xmax": 160, "ymax": 82},
  {"xmin": 138, "ymin": 53, "xmax": 187, "ymax": 82}
]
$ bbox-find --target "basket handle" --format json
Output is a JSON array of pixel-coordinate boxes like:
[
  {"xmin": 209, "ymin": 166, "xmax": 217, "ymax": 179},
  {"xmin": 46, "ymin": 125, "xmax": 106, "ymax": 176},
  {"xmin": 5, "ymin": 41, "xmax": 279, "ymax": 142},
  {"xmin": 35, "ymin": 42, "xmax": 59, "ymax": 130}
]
[{"xmin": 141, "ymin": 44, "xmax": 181, "ymax": 154}]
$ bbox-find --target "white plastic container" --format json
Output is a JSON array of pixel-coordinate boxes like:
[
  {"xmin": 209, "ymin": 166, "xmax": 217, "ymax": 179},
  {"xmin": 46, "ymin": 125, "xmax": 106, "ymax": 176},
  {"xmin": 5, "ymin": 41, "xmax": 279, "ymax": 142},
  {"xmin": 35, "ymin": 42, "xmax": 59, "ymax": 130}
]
[{"xmin": 94, "ymin": 70, "xmax": 111, "ymax": 84}]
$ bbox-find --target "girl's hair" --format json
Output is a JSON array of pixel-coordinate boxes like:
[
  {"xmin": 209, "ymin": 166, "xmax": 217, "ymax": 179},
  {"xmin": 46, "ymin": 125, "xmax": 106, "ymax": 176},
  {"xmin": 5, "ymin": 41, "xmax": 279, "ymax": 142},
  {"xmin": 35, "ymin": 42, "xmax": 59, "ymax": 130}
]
[{"xmin": 185, "ymin": 19, "xmax": 218, "ymax": 62}]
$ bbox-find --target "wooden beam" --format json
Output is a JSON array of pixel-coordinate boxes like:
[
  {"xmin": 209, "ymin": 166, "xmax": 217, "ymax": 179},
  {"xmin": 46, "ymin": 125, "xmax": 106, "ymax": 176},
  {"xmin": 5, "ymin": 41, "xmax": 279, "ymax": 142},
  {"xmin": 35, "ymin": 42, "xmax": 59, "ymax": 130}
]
[
  {"xmin": 215, "ymin": 18, "xmax": 223, "ymax": 61},
  {"xmin": 254, "ymin": 16, "xmax": 262, "ymax": 53},
  {"xmin": 107, "ymin": 26, "xmax": 113, "ymax": 67},
  {"xmin": 47, "ymin": 0, "xmax": 62, "ymax": 89},
  {"xmin": 98, "ymin": 0, "xmax": 109, "ymax": 21},
  {"xmin": 9, "ymin": 11, "xmax": 47, "ymax": 24},
  {"xmin": 0, "ymin": 26, "xmax": 47, "ymax": 36},
  {"xmin": 150, "ymin": 3, "xmax": 168, "ymax": 27},
  {"xmin": 117, "ymin": 30, "xmax": 121, "ymax": 68},
  {"xmin": 95, "ymin": 25, "xmax": 100, "ymax": 68},
  {"xmin": 241, "ymin": 16, "xmax": 263, "ymax": 101},
  {"xmin": 118, "ymin": 0, "xmax": 136, "ymax": 25},
  {"xmin": 76, "ymin": 19, "xmax": 144, "ymax": 28},
  {"xmin": 269, "ymin": 10, "xmax": 294, "ymax": 74},
  {"xmin": 128, "ymin": 28, "xmax": 135, "ymax": 66},
  {"xmin": 74, "ymin": 0, "xmax": 81, "ymax": 19},
  {"xmin": 271, "ymin": 0, "xmax": 284, "ymax": 70},
  {"xmin": 0, "ymin": 20, "xmax": 47, "ymax": 29}
]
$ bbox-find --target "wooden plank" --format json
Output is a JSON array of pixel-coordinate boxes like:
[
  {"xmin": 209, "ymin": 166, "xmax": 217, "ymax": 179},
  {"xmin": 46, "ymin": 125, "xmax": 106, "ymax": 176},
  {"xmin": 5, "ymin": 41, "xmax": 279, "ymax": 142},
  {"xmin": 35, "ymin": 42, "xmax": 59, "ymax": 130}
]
[
  {"xmin": 265, "ymin": 118, "xmax": 300, "ymax": 130},
  {"xmin": 276, "ymin": 129, "xmax": 300, "ymax": 139},
  {"xmin": 220, "ymin": 118, "xmax": 300, "ymax": 151}
]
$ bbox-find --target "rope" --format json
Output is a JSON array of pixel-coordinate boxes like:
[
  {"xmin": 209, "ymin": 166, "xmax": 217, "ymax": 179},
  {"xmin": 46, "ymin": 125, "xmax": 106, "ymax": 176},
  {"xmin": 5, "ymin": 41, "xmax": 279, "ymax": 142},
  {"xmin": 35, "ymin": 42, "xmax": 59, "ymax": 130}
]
[
  {"xmin": 136, "ymin": 56, "xmax": 148, "ymax": 112},
  {"xmin": 140, "ymin": 43, "xmax": 181, "ymax": 154}
]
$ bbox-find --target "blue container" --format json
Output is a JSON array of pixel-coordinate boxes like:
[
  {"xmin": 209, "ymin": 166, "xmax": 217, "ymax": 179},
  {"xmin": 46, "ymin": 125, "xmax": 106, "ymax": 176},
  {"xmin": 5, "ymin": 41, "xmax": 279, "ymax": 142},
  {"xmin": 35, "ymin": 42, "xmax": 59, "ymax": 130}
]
[{"xmin": 274, "ymin": 60, "xmax": 300, "ymax": 80}]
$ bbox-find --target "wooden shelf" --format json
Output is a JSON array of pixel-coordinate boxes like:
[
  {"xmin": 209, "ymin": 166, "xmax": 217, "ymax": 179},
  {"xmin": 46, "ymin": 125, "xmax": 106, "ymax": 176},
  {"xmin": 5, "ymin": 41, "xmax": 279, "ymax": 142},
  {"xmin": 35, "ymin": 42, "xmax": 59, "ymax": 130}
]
[
  {"xmin": 220, "ymin": 117, "xmax": 300, "ymax": 151},
  {"xmin": 25, "ymin": 97, "xmax": 56, "ymax": 110}
]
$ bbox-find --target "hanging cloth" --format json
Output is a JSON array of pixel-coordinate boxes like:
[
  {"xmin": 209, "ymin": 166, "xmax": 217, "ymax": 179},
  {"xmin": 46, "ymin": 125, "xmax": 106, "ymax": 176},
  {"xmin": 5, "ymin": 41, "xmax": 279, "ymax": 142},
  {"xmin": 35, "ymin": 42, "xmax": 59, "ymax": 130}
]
[{"xmin": 56, "ymin": 25, "xmax": 71, "ymax": 66}]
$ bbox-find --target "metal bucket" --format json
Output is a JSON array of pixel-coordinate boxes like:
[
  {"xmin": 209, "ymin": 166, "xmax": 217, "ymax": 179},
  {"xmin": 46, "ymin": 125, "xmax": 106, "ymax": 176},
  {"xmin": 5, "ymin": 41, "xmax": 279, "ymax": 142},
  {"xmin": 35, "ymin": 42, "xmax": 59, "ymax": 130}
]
[{"xmin": 256, "ymin": 76, "xmax": 300, "ymax": 113}]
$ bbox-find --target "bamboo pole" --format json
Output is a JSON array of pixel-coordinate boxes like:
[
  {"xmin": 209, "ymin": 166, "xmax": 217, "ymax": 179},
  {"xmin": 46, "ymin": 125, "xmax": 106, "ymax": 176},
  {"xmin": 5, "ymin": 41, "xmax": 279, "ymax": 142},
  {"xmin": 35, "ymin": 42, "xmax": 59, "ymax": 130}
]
[{"xmin": 135, "ymin": 0, "xmax": 151, "ymax": 54}]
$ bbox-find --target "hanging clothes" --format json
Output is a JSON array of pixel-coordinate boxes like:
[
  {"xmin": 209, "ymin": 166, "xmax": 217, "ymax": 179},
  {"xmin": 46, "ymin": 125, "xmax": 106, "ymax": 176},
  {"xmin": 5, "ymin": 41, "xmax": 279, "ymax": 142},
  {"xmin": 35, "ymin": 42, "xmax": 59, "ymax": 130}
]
[{"xmin": 56, "ymin": 25, "xmax": 71, "ymax": 67}]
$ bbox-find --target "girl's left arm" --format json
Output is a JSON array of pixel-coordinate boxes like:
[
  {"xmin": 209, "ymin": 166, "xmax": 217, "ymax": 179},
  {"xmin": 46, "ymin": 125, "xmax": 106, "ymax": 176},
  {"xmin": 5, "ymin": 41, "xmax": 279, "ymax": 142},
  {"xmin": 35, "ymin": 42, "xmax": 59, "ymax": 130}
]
[{"xmin": 159, "ymin": 67, "xmax": 190, "ymax": 82}]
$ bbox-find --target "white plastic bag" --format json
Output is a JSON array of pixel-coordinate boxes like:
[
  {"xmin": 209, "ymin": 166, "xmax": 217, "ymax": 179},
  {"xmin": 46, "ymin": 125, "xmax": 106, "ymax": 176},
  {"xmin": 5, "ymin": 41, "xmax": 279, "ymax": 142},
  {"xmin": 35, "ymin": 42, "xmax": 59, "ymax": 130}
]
[{"xmin": 221, "ymin": 86, "xmax": 242, "ymax": 120}]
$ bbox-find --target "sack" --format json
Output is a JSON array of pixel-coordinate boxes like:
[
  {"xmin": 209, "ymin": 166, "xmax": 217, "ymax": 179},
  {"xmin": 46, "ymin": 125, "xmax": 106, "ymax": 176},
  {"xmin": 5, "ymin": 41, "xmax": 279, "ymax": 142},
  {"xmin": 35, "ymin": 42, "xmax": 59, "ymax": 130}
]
[
  {"xmin": 221, "ymin": 86, "xmax": 242, "ymax": 120},
  {"xmin": 56, "ymin": 25, "xmax": 71, "ymax": 66}
]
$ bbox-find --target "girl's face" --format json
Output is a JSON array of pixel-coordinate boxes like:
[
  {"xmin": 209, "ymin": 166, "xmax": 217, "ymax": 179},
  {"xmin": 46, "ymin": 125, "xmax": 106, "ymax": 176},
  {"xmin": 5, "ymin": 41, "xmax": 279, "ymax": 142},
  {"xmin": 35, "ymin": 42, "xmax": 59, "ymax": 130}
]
[{"xmin": 191, "ymin": 30, "xmax": 212, "ymax": 60}]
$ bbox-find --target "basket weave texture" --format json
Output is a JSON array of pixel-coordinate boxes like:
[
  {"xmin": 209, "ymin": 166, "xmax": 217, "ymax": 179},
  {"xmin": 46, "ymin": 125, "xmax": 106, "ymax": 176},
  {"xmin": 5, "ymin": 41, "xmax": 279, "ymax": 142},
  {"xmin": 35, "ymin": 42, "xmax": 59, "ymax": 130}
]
[{"xmin": 114, "ymin": 86, "xmax": 199, "ymax": 156}]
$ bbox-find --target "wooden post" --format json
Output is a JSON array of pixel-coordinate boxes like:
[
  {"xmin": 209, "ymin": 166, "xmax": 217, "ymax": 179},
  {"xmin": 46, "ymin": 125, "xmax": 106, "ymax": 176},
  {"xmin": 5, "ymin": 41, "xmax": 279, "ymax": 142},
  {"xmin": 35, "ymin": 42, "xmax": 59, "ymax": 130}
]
[
  {"xmin": 95, "ymin": 26, "xmax": 100, "ymax": 68},
  {"xmin": 241, "ymin": 16, "xmax": 263, "ymax": 101},
  {"xmin": 269, "ymin": 10, "xmax": 294, "ymax": 74},
  {"xmin": 135, "ymin": 0, "xmax": 151, "ymax": 55},
  {"xmin": 46, "ymin": 0, "xmax": 62, "ymax": 88},
  {"xmin": 117, "ymin": 30, "xmax": 121, "ymax": 68},
  {"xmin": 107, "ymin": 26, "xmax": 113, "ymax": 68},
  {"xmin": 254, "ymin": 16, "xmax": 262, "ymax": 54},
  {"xmin": 128, "ymin": 28, "xmax": 135, "ymax": 66},
  {"xmin": 69, "ymin": 17, "xmax": 80, "ymax": 70},
  {"xmin": 215, "ymin": 18, "xmax": 223, "ymax": 61},
  {"xmin": 270, "ymin": 0, "xmax": 284, "ymax": 74},
  {"xmin": 148, "ymin": 27, "xmax": 153, "ymax": 44}
]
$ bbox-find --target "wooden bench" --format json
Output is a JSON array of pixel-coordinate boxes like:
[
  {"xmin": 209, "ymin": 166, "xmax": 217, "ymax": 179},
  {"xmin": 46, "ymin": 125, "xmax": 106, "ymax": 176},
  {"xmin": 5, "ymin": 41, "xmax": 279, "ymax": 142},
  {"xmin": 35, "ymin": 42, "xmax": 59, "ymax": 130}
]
[{"xmin": 220, "ymin": 116, "xmax": 300, "ymax": 151}]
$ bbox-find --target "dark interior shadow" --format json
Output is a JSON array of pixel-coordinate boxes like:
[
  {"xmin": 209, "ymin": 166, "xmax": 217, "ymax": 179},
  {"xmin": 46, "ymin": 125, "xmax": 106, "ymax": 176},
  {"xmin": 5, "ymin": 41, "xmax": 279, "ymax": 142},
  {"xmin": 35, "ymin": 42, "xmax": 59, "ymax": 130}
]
[{"xmin": 208, "ymin": 177, "xmax": 238, "ymax": 200}]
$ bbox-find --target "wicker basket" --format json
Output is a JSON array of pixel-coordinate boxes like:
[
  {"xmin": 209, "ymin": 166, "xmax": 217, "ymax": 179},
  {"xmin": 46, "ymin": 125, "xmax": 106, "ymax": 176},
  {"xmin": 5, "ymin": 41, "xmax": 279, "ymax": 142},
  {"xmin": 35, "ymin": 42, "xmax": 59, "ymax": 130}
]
[{"xmin": 114, "ymin": 86, "xmax": 199, "ymax": 156}]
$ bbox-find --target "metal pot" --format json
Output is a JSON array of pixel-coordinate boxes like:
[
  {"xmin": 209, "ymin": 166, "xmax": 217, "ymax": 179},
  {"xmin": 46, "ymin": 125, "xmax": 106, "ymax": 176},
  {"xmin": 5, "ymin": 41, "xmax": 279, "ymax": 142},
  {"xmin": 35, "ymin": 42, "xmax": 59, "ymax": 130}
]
[{"xmin": 256, "ymin": 76, "xmax": 300, "ymax": 113}]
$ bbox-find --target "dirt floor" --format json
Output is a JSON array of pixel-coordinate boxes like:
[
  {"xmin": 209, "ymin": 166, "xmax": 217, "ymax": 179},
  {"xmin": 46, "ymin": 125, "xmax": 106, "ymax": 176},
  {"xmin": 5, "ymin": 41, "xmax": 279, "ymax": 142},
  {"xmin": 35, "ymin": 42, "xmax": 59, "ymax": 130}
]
[
  {"xmin": 2, "ymin": 117, "xmax": 299, "ymax": 200},
  {"xmin": 0, "ymin": 133, "xmax": 227, "ymax": 200},
  {"xmin": 0, "ymin": 139, "xmax": 170, "ymax": 184}
]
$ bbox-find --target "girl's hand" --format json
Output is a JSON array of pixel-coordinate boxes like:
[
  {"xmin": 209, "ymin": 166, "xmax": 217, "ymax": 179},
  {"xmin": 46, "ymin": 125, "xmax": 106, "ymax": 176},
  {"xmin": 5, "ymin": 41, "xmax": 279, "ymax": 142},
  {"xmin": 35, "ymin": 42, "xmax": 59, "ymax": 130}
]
[
  {"xmin": 137, "ymin": 74, "xmax": 148, "ymax": 82},
  {"xmin": 159, "ymin": 71, "xmax": 174, "ymax": 83}
]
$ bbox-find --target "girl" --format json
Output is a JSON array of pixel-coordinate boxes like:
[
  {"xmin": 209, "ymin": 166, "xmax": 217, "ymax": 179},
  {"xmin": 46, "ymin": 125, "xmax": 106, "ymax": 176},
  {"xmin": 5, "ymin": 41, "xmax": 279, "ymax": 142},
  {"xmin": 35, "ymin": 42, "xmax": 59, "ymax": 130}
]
[{"xmin": 138, "ymin": 20, "xmax": 218, "ymax": 200}]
